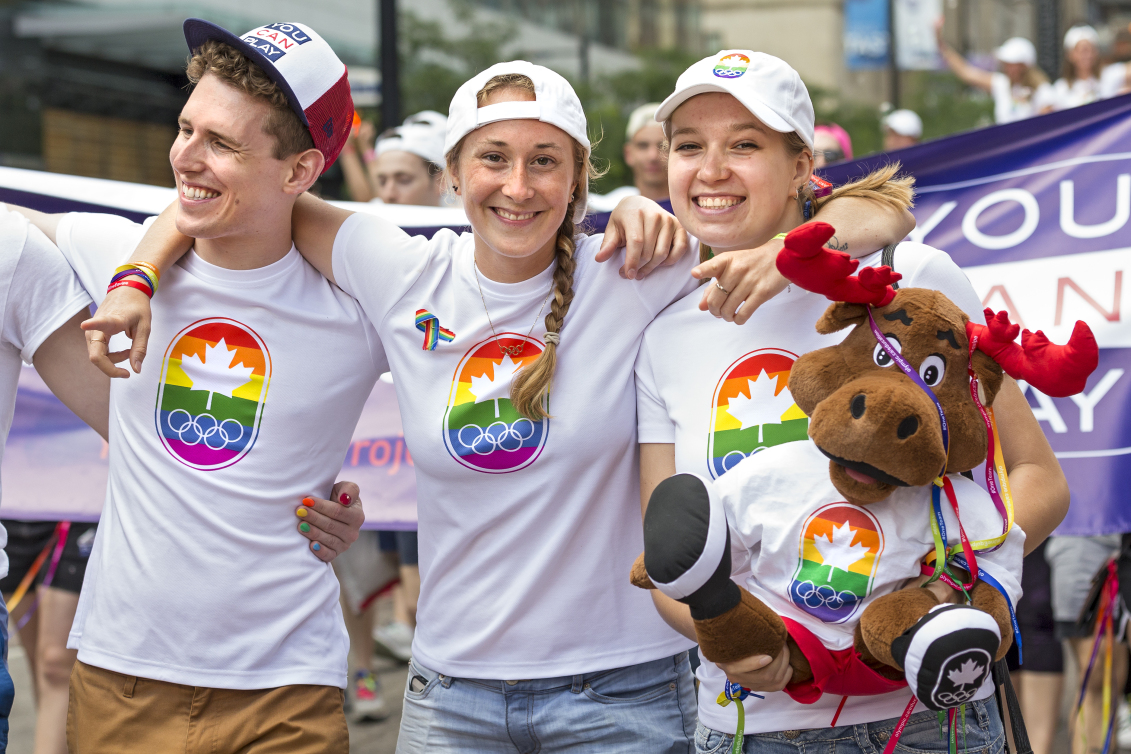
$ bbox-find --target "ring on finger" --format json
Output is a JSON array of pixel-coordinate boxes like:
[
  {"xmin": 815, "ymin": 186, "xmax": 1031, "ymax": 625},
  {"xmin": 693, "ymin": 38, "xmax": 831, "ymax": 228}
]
[
  {"xmin": 88, "ymin": 334, "xmax": 106, "ymax": 343},
  {"xmin": 715, "ymin": 281, "xmax": 730, "ymax": 295}
]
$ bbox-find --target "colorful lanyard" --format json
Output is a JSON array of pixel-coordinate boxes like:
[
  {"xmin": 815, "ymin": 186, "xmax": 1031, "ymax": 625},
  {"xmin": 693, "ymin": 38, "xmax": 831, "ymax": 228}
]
[{"xmin": 717, "ymin": 681, "xmax": 763, "ymax": 754}]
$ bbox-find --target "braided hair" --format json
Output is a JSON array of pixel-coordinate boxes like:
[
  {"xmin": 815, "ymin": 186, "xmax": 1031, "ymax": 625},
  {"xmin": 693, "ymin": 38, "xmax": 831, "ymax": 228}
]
[{"xmin": 445, "ymin": 74, "xmax": 603, "ymax": 421}]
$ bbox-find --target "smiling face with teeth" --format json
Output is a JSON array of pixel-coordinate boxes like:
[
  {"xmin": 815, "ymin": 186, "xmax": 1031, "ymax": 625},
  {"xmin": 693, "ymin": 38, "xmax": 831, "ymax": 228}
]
[
  {"xmin": 169, "ymin": 72, "xmax": 324, "ymax": 266},
  {"xmin": 667, "ymin": 92, "xmax": 812, "ymax": 254},
  {"xmin": 450, "ymin": 87, "xmax": 581, "ymax": 283}
]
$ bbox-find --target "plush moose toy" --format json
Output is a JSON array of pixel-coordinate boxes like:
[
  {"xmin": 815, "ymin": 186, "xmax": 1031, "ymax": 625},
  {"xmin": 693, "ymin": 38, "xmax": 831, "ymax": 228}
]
[{"xmin": 632, "ymin": 222, "xmax": 1098, "ymax": 715}]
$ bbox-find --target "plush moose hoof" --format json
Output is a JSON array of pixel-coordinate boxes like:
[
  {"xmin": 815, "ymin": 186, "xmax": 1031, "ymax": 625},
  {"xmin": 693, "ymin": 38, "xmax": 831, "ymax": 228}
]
[{"xmin": 890, "ymin": 604, "xmax": 1000, "ymax": 711}]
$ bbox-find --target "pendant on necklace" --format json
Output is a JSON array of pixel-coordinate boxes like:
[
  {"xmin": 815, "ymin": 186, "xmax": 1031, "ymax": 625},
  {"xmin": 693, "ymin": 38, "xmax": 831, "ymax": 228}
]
[{"xmin": 498, "ymin": 341, "xmax": 526, "ymax": 356}]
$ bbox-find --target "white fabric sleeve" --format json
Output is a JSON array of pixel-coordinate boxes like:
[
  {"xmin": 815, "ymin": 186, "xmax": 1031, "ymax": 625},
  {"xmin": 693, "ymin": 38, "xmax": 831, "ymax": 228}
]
[
  {"xmin": 898, "ymin": 243, "xmax": 987, "ymax": 326},
  {"xmin": 330, "ymin": 212, "xmax": 435, "ymax": 329},
  {"xmin": 634, "ymin": 331, "xmax": 675, "ymax": 444},
  {"xmin": 0, "ymin": 209, "xmax": 93, "ymax": 363},
  {"xmin": 625, "ymin": 236, "xmax": 701, "ymax": 319},
  {"xmin": 53, "ymin": 213, "xmax": 150, "ymax": 308}
]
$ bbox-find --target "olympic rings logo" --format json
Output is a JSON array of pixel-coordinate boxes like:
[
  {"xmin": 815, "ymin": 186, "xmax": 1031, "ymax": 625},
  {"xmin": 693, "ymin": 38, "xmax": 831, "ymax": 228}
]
[
  {"xmin": 457, "ymin": 419, "xmax": 537, "ymax": 455},
  {"xmin": 792, "ymin": 580, "xmax": 860, "ymax": 612},
  {"xmin": 720, "ymin": 447, "xmax": 769, "ymax": 472},
  {"xmin": 167, "ymin": 409, "xmax": 245, "ymax": 450},
  {"xmin": 935, "ymin": 687, "xmax": 981, "ymax": 706}
]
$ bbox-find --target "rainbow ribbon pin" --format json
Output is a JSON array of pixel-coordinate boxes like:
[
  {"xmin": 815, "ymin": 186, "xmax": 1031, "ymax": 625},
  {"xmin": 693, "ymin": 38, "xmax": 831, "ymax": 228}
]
[{"xmin": 415, "ymin": 309, "xmax": 455, "ymax": 351}]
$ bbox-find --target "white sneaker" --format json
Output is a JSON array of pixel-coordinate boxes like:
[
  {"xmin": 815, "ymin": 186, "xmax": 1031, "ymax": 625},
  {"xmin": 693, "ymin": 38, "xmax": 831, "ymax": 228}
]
[
  {"xmin": 352, "ymin": 669, "xmax": 388, "ymax": 722},
  {"xmin": 373, "ymin": 621, "xmax": 414, "ymax": 662},
  {"xmin": 1117, "ymin": 699, "xmax": 1131, "ymax": 749}
]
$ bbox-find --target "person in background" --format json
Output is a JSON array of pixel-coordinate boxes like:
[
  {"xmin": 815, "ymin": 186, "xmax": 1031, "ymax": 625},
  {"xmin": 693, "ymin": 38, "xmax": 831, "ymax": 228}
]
[
  {"xmin": 1004, "ymin": 540, "xmax": 1063, "ymax": 754},
  {"xmin": 812, "ymin": 123, "xmax": 852, "ymax": 168},
  {"xmin": 881, "ymin": 108, "xmax": 922, "ymax": 150},
  {"xmin": 1046, "ymin": 535, "xmax": 1129, "ymax": 754},
  {"xmin": 623, "ymin": 103, "xmax": 669, "ymax": 203},
  {"xmin": 1039, "ymin": 25, "xmax": 1102, "ymax": 111},
  {"xmin": 339, "ymin": 114, "xmax": 447, "ymax": 206},
  {"xmin": 935, "ymin": 22, "xmax": 1051, "ymax": 124},
  {"xmin": 1100, "ymin": 26, "xmax": 1131, "ymax": 99}
]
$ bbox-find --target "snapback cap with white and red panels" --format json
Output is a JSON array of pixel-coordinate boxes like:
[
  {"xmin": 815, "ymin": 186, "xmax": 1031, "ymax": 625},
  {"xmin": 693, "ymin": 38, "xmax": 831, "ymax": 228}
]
[{"xmin": 183, "ymin": 19, "xmax": 353, "ymax": 171}]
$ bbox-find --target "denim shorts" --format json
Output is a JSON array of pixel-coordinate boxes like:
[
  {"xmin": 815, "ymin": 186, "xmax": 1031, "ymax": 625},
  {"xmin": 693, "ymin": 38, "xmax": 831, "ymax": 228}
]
[
  {"xmin": 395, "ymin": 651, "xmax": 697, "ymax": 753},
  {"xmin": 695, "ymin": 697, "xmax": 1003, "ymax": 754}
]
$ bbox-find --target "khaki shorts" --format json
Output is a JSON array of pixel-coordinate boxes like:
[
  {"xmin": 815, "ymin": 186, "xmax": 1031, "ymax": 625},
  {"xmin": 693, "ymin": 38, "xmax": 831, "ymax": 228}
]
[{"xmin": 67, "ymin": 661, "xmax": 348, "ymax": 754}]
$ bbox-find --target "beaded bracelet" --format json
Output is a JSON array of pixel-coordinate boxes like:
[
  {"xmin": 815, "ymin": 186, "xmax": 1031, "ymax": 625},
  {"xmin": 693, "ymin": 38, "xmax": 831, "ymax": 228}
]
[{"xmin": 106, "ymin": 279, "xmax": 154, "ymax": 298}]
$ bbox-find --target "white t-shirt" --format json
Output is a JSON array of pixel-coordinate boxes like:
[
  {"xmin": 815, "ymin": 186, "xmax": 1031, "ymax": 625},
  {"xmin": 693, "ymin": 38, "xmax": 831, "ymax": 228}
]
[
  {"xmin": 0, "ymin": 208, "xmax": 94, "ymax": 580},
  {"xmin": 332, "ymin": 213, "xmax": 698, "ymax": 678},
  {"xmin": 1100, "ymin": 63, "xmax": 1130, "ymax": 99},
  {"xmin": 990, "ymin": 71, "xmax": 1052, "ymax": 123},
  {"xmin": 1037, "ymin": 76, "xmax": 1100, "ymax": 111},
  {"xmin": 635, "ymin": 243, "xmax": 1002, "ymax": 732},
  {"xmin": 716, "ymin": 441, "xmax": 1023, "ymax": 725},
  {"xmin": 57, "ymin": 213, "xmax": 387, "ymax": 689}
]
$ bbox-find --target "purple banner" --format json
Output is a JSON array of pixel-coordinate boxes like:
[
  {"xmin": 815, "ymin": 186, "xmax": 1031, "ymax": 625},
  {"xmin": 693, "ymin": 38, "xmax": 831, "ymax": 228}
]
[{"xmin": 823, "ymin": 93, "xmax": 1131, "ymax": 535}]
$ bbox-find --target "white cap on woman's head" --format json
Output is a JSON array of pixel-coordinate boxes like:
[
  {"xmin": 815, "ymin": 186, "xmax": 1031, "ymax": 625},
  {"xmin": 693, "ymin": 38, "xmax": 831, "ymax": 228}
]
[
  {"xmin": 1064, "ymin": 25, "xmax": 1099, "ymax": 52},
  {"xmin": 995, "ymin": 37, "xmax": 1037, "ymax": 66},
  {"xmin": 445, "ymin": 60, "xmax": 591, "ymax": 222},
  {"xmin": 404, "ymin": 110, "xmax": 447, "ymax": 129},
  {"xmin": 655, "ymin": 51, "xmax": 815, "ymax": 149}
]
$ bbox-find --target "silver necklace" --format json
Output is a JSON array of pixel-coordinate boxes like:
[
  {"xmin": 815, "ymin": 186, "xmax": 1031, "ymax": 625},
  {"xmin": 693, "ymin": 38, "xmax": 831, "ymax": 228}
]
[{"xmin": 473, "ymin": 262, "xmax": 553, "ymax": 357}]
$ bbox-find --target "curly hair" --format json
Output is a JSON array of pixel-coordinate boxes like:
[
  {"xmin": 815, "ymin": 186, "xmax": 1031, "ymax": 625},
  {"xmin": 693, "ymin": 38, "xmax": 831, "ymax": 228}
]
[{"xmin": 185, "ymin": 40, "xmax": 314, "ymax": 159}]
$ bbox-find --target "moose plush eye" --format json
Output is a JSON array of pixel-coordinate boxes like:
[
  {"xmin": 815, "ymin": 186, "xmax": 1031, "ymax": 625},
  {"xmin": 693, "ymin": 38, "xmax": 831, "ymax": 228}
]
[
  {"xmin": 873, "ymin": 338, "xmax": 900, "ymax": 367},
  {"xmin": 919, "ymin": 355, "xmax": 946, "ymax": 386}
]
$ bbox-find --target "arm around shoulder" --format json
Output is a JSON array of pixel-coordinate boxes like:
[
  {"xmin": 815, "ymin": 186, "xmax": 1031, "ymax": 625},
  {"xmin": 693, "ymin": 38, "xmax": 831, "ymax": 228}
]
[
  {"xmin": 291, "ymin": 192, "xmax": 354, "ymax": 285},
  {"xmin": 33, "ymin": 308, "xmax": 110, "ymax": 440}
]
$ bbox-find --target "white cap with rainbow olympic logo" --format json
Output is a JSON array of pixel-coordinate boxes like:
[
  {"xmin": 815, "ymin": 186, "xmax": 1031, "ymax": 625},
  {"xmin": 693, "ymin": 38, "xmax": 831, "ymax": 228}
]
[{"xmin": 655, "ymin": 50, "xmax": 815, "ymax": 149}]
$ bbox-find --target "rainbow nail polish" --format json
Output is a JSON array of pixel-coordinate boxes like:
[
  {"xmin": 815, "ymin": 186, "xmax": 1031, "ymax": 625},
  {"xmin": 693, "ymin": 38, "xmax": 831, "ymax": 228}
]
[
  {"xmin": 296, "ymin": 507, "xmax": 308, "ymax": 518},
  {"xmin": 299, "ymin": 523, "xmax": 310, "ymax": 533},
  {"xmin": 312, "ymin": 543, "xmax": 321, "ymax": 551}
]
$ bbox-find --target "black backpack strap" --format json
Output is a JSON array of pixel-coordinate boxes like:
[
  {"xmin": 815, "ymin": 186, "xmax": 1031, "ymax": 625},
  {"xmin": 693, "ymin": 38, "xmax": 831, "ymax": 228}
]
[
  {"xmin": 993, "ymin": 658, "xmax": 1033, "ymax": 754},
  {"xmin": 881, "ymin": 243, "xmax": 900, "ymax": 289}
]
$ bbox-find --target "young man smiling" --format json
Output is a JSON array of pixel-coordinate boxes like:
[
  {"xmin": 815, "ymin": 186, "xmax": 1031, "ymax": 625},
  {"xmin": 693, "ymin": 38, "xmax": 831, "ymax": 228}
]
[{"xmin": 9, "ymin": 20, "xmax": 381, "ymax": 752}]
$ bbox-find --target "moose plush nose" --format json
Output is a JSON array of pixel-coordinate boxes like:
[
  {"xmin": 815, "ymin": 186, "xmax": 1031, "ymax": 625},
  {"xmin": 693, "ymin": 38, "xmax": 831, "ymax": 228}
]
[{"xmin": 897, "ymin": 415, "xmax": 919, "ymax": 439}]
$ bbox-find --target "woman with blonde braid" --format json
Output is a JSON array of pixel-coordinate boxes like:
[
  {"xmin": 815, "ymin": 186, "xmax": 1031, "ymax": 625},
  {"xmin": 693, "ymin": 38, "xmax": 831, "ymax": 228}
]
[{"xmin": 84, "ymin": 59, "xmax": 914, "ymax": 751}]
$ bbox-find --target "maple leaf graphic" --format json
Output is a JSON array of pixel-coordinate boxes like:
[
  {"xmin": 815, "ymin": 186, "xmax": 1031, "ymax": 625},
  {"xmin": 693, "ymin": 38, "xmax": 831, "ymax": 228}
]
[
  {"xmin": 947, "ymin": 659, "xmax": 985, "ymax": 688},
  {"xmin": 468, "ymin": 354, "xmax": 522, "ymax": 418},
  {"xmin": 726, "ymin": 369, "xmax": 794, "ymax": 443},
  {"xmin": 179, "ymin": 338, "xmax": 255, "ymax": 411},
  {"xmin": 812, "ymin": 520, "xmax": 869, "ymax": 582}
]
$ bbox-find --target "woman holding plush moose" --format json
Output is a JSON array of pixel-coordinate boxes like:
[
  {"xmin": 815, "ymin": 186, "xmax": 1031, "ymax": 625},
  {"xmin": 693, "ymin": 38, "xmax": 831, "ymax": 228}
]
[{"xmin": 634, "ymin": 50, "xmax": 1070, "ymax": 753}]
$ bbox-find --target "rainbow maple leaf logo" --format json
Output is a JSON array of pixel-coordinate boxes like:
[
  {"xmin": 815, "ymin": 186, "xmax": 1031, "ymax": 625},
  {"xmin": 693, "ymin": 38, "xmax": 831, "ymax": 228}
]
[
  {"xmin": 180, "ymin": 338, "xmax": 255, "ymax": 410},
  {"xmin": 726, "ymin": 369, "xmax": 794, "ymax": 442},
  {"xmin": 468, "ymin": 354, "xmax": 522, "ymax": 418},
  {"xmin": 813, "ymin": 521, "xmax": 869, "ymax": 581}
]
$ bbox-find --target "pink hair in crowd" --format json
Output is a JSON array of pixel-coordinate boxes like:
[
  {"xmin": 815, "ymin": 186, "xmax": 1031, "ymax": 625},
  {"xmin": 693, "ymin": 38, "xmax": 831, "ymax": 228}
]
[{"xmin": 814, "ymin": 123, "xmax": 853, "ymax": 160}]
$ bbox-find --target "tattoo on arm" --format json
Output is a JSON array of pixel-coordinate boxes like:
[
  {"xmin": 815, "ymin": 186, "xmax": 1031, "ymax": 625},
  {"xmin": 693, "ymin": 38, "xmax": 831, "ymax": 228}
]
[{"xmin": 825, "ymin": 236, "xmax": 848, "ymax": 251}]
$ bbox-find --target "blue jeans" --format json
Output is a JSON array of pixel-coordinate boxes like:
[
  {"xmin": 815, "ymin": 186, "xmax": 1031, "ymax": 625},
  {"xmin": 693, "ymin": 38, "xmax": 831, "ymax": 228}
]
[
  {"xmin": 695, "ymin": 697, "xmax": 1003, "ymax": 754},
  {"xmin": 0, "ymin": 597, "xmax": 12, "ymax": 752},
  {"xmin": 396, "ymin": 652, "xmax": 697, "ymax": 753}
]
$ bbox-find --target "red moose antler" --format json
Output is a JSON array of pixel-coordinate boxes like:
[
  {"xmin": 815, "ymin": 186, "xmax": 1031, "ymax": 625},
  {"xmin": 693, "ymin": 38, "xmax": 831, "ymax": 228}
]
[
  {"xmin": 967, "ymin": 309, "xmax": 1099, "ymax": 398},
  {"xmin": 775, "ymin": 222, "xmax": 902, "ymax": 307}
]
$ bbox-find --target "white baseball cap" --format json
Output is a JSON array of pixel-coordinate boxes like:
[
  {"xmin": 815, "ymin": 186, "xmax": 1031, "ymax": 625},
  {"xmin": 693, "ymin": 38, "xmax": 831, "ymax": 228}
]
[
  {"xmin": 404, "ymin": 110, "xmax": 448, "ymax": 129},
  {"xmin": 1064, "ymin": 25, "xmax": 1099, "ymax": 52},
  {"xmin": 883, "ymin": 109, "xmax": 923, "ymax": 138},
  {"xmin": 655, "ymin": 51, "xmax": 815, "ymax": 149},
  {"xmin": 184, "ymin": 19, "xmax": 354, "ymax": 171},
  {"xmin": 994, "ymin": 37, "xmax": 1037, "ymax": 66},
  {"xmin": 626, "ymin": 103, "xmax": 662, "ymax": 140},
  {"xmin": 376, "ymin": 120, "xmax": 446, "ymax": 167},
  {"xmin": 445, "ymin": 60, "xmax": 591, "ymax": 222}
]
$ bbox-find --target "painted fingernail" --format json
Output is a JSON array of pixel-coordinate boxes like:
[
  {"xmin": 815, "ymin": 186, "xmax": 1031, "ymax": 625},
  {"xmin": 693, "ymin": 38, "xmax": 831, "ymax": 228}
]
[
  {"xmin": 302, "ymin": 497, "xmax": 315, "ymax": 506},
  {"xmin": 339, "ymin": 493, "xmax": 351, "ymax": 505},
  {"xmin": 296, "ymin": 507, "xmax": 308, "ymax": 518},
  {"xmin": 299, "ymin": 522, "xmax": 310, "ymax": 533},
  {"xmin": 312, "ymin": 543, "xmax": 321, "ymax": 551}
]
